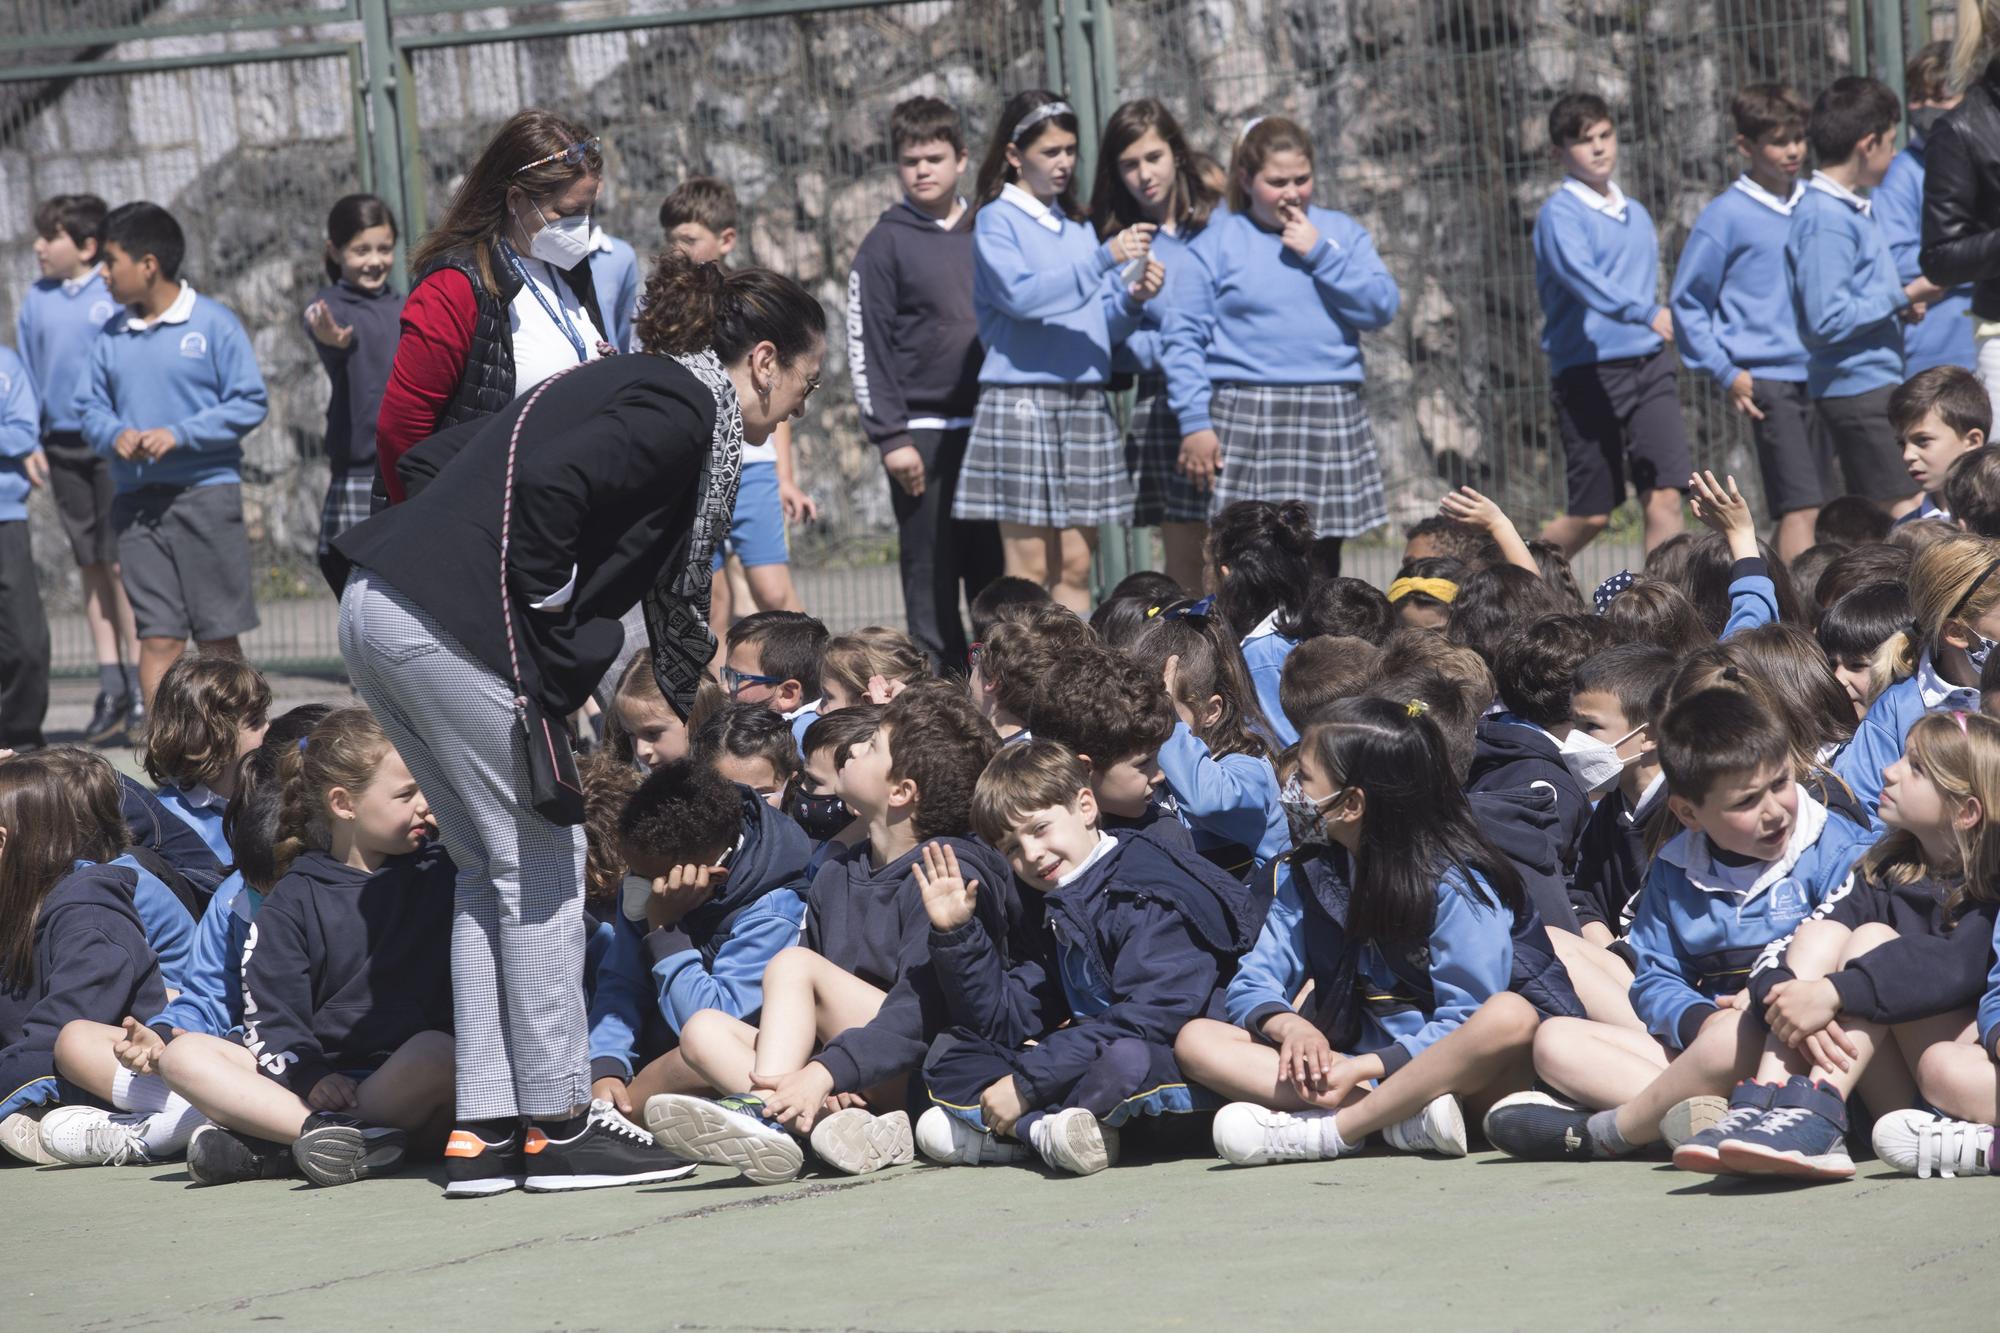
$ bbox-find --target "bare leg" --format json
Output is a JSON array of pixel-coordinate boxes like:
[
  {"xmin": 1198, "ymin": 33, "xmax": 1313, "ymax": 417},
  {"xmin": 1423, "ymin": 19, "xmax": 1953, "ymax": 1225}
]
[
  {"xmin": 1549, "ymin": 932, "xmax": 1642, "ymax": 1030},
  {"xmin": 676, "ymin": 1010, "xmax": 762, "ymax": 1096},
  {"xmin": 1613, "ymin": 1007, "xmax": 1764, "ymax": 1146},
  {"xmin": 1052, "ymin": 526, "xmax": 1098, "ymax": 613},
  {"xmin": 1749, "ymin": 923, "xmax": 1904, "ymax": 1102},
  {"xmin": 1774, "ymin": 509, "xmax": 1818, "ymax": 566},
  {"xmin": 1912, "ymin": 1017, "xmax": 1999, "ymax": 1122},
  {"xmin": 750, "ymin": 948, "xmax": 888, "ymax": 1080},
  {"xmin": 1533, "ymin": 1017, "xmax": 1672, "ymax": 1110},
  {"xmin": 999, "ymin": 522, "xmax": 1054, "ymax": 589},
  {"xmin": 81, "ymin": 562, "xmax": 138, "ymax": 685},
  {"xmin": 137, "ymin": 636, "xmax": 186, "ymax": 710},
  {"xmin": 1161, "ymin": 522, "xmax": 1207, "ymax": 595},
  {"xmin": 1639, "ymin": 487, "xmax": 1685, "ymax": 553},
  {"xmin": 627, "ymin": 1047, "xmax": 715, "ymax": 1104},
  {"xmin": 158, "ymin": 1033, "xmax": 311, "ymax": 1143},
  {"xmin": 52, "ymin": 1020, "xmax": 125, "ymax": 1100},
  {"xmin": 744, "ymin": 562, "xmax": 805, "ymax": 614},
  {"xmin": 1332, "ymin": 994, "xmax": 1541, "ymax": 1142},
  {"xmin": 1538, "ymin": 512, "xmax": 1610, "ymax": 559},
  {"xmin": 353, "ymin": 1030, "xmax": 456, "ymax": 1151},
  {"xmin": 1174, "ymin": 1018, "xmax": 1339, "ymax": 1112}
]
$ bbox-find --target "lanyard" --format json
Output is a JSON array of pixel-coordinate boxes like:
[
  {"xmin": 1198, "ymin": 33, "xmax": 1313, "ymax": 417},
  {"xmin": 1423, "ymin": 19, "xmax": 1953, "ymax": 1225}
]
[{"xmin": 502, "ymin": 245, "xmax": 589, "ymax": 364}]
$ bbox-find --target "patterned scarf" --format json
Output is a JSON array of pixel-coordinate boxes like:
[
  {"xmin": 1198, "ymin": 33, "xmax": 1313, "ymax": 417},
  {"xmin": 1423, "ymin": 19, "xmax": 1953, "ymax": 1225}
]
[{"xmin": 643, "ymin": 347, "xmax": 744, "ymax": 718}]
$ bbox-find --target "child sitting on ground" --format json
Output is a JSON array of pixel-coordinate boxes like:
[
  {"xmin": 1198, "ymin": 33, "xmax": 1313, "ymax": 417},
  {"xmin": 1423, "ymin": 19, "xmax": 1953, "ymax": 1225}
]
[
  {"xmin": 1278, "ymin": 636, "xmax": 1383, "ymax": 738},
  {"xmin": 143, "ymin": 653, "xmax": 272, "ymax": 864},
  {"xmin": 820, "ymin": 626, "xmax": 932, "ymax": 712},
  {"xmin": 693, "ymin": 702, "xmax": 803, "ymax": 808},
  {"xmin": 971, "ymin": 601, "xmax": 1093, "ymax": 741},
  {"xmin": 723, "ymin": 609, "xmax": 829, "ymax": 750}
]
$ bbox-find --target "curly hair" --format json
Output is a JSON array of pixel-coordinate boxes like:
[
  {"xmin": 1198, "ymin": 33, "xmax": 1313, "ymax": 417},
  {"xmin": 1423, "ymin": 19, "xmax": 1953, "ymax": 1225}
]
[
  {"xmin": 883, "ymin": 682, "xmax": 999, "ymax": 842},
  {"xmin": 143, "ymin": 654, "xmax": 272, "ymax": 792}
]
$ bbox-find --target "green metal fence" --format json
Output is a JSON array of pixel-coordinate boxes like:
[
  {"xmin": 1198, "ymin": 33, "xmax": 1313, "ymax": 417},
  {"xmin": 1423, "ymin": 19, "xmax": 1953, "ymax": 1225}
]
[{"xmin": 0, "ymin": 0, "xmax": 1967, "ymax": 677}]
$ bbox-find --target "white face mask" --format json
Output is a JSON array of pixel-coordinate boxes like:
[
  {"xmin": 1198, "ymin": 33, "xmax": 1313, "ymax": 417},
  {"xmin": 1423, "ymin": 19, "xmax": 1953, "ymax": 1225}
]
[
  {"xmin": 1558, "ymin": 725, "xmax": 1645, "ymax": 798},
  {"xmin": 522, "ymin": 197, "xmax": 591, "ymax": 270}
]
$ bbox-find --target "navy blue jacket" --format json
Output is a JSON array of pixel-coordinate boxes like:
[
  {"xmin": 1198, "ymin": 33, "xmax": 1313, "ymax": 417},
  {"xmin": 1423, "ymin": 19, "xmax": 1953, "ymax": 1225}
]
[
  {"xmin": 119, "ymin": 774, "xmax": 228, "ymax": 902},
  {"xmin": 1569, "ymin": 778, "xmax": 1668, "ymax": 935},
  {"xmin": 239, "ymin": 846, "xmax": 454, "ymax": 1098},
  {"xmin": 0, "ymin": 863, "xmax": 168, "ymax": 1112},
  {"xmin": 1471, "ymin": 786, "xmax": 1581, "ymax": 935},
  {"xmin": 1467, "ymin": 718, "xmax": 1591, "ymax": 883},
  {"xmin": 928, "ymin": 824, "xmax": 1261, "ymax": 1107},
  {"xmin": 1749, "ymin": 871, "xmax": 1998, "ymax": 1025},
  {"xmin": 813, "ymin": 835, "xmax": 1033, "ymax": 1095}
]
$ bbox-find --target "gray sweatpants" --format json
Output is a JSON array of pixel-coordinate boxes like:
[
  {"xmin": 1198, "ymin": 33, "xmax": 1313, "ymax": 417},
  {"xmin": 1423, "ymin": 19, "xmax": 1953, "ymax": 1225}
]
[{"xmin": 339, "ymin": 567, "xmax": 589, "ymax": 1120}]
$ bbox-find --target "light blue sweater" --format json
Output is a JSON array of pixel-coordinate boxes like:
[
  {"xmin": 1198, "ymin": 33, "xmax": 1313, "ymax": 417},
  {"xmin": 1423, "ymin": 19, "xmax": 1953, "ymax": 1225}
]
[
  {"xmin": 1162, "ymin": 206, "xmax": 1398, "ymax": 434},
  {"xmin": 1786, "ymin": 179, "xmax": 1906, "ymax": 399},
  {"xmin": 1668, "ymin": 180, "xmax": 1810, "ymax": 387},
  {"xmin": 1876, "ymin": 142, "xmax": 1977, "ymax": 377},
  {"xmin": 1532, "ymin": 183, "xmax": 1665, "ymax": 374},
  {"xmin": 0, "ymin": 348, "xmax": 41, "ymax": 523},
  {"xmin": 16, "ymin": 271, "xmax": 116, "ymax": 434},
  {"xmin": 972, "ymin": 191, "xmax": 1141, "ymax": 386},
  {"xmin": 1111, "ymin": 227, "xmax": 1196, "ymax": 376},
  {"xmin": 75, "ymin": 287, "xmax": 268, "ymax": 492}
]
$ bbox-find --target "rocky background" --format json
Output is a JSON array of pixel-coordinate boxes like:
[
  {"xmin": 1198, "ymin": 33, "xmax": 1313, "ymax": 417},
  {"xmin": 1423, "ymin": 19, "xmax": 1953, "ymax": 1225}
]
[{"xmin": 0, "ymin": 0, "xmax": 1896, "ymax": 621}]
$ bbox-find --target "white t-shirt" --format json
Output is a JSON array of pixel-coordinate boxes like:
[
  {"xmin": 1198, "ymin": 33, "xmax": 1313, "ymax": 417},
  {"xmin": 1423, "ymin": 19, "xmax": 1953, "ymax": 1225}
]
[{"xmin": 509, "ymin": 257, "xmax": 605, "ymax": 398}]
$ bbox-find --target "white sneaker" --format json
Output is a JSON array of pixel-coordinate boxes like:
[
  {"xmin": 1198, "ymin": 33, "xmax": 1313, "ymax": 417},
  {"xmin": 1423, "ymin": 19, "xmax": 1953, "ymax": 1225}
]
[
  {"xmin": 0, "ymin": 1108, "xmax": 60, "ymax": 1165},
  {"xmin": 1659, "ymin": 1095, "xmax": 1729, "ymax": 1152},
  {"xmin": 809, "ymin": 1108, "xmax": 913, "ymax": 1177},
  {"xmin": 913, "ymin": 1106, "xmax": 1028, "ymax": 1167},
  {"xmin": 1028, "ymin": 1107, "xmax": 1119, "ymax": 1176},
  {"xmin": 1382, "ymin": 1094, "xmax": 1467, "ymax": 1157},
  {"xmin": 642, "ymin": 1093, "xmax": 803, "ymax": 1185},
  {"xmin": 1872, "ymin": 1109, "xmax": 1994, "ymax": 1179},
  {"xmin": 1211, "ymin": 1102, "xmax": 1343, "ymax": 1167},
  {"xmin": 39, "ymin": 1106, "xmax": 152, "ymax": 1166}
]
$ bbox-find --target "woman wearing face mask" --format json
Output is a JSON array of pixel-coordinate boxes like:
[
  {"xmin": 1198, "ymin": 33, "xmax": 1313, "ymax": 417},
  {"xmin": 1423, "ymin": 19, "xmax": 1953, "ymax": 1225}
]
[
  {"xmin": 328, "ymin": 249, "xmax": 828, "ymax": 1198},
  {"xmin": 1162, "ymin": 116, "xmax": 1400, "ymax": 577},
  {"xmin": 374, "ymin": 110, "xmax": 613, "ymax": 506}
]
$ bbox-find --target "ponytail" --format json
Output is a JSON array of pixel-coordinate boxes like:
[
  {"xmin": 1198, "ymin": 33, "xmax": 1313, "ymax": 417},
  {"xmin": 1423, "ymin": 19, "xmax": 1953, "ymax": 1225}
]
[
  {"xmin": 272, "ymin": 707, "xmax": 392, "ymax": 879},
  {"xmin": 1208, "ymin": 499, "xmax": 1315, "ymax": 640},
  {"xmin": 1951, "ymin": 0, "xmax": 2000, "ymax": 92},
  {"xmin": 633, "ymin": 250, "xmax": 824, "ymax": 368}
]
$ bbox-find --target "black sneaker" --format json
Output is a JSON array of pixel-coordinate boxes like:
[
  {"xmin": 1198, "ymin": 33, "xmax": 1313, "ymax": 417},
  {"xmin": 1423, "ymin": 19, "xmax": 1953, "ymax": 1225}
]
[
  {"xmin": 84, "ymin": 692, "xmax": 131, "ymax": 746},
  {"xmin": 187, "ymin": 1124, "xmax": 300, "ymax": 1187},
  {"xmin": 1481, "ymin": 1091, "xmax": 1598, "ymax": 1161},
  {"xmin": 124, "ymin": 698, "xmax": 147, "ymax": 746},
  {"xmin": 444, "ymin": 1124, "xmax": 527, "ymax": 1198},
  {"xmin": 291, "ymin": 1112, "xmax": 407, "ymax": 1187},
  {"xmin": 523, "ymin": 1099, "xmax": 698, "ymax": 1192}
]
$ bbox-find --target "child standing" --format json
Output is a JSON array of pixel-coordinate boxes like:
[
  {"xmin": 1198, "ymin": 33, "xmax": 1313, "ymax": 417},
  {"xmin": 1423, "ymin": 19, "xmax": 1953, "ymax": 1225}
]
[
  {"xmin": 956, "ymin": 89, "xmax": 1164, "ymax": 612},
  {"xmin": 1877, "ymin": 43, "xmax": 1977, "ymax": 380},
  {"xmin": 0, "ymin": 338, "xmax": 47, "ymax": 752},
  {"xmin": 1532, "ymin": 93, "xmax": 1691, "ymax": 557},
  {"xmin": 1165, "ymin": 116, "xmax": 1399, "ymax": 575},
  {"xmin": 1788, "ymin": 77, "xmax": 1927, "ymax": 518},
  {"xmin": 17, "ymin": 193, "xmax": 142, "ymax": 743},
  {"xmin": 848, "ymin": 97, "xmax": 1001, "ymax": 669},
  {"xmin": 1092, "ymin": 98, "xmax": 1223, "ymax": 593},
  {"xmin": 303, "ymin": 194, "xmax": 403, "ymax": 589},
  {"xmin": 1669, "ymin": 85, "xmax": 1825, "ymax": 562},
  {"xmin": 75, "ymin": 202, "xmax": 268, "ymax": 708},
  {"xmin": 156, "ymin": 708, "xmax": 457, "ymax": 1189},
  {"xmin": 1892, "ymin": 366, "xmax": 1989, "ymax": 525}
]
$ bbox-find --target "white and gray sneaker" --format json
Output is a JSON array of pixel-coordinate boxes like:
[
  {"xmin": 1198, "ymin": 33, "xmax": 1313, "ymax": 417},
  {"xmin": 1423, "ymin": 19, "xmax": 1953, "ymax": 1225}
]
[
  {"xmin": 1027, "ymin": 1107, "xmax": 1119, "ymax": 1176},
  {"xmin": 1872, "ymin": 1109, "xmax": 1994, "ymax": 1178},
  {"xmin": 1382, "ymin": 1094, "xmax": 1468, "ymax": 1157},
  {"xmin": 1211, "ymin": 1103, "xmax": 1344, "ymax": 1166},
  {"xmin": 643, "ymin": 1093, "xmax": 804, "ymax": 1185},
  {"xmin": 0, "ymin": 1108, "xmax": 60, "ymax": 1165},
  {"xmin": 39, "ymin": 1107, "xmax": 153, "ymax": 1166},
  {"xmin": 913, "ymin": 1106, "xmax": 1029, "ymax": 1167},
  {"xmin": 809, "ymin": 1108, "xmax": 913, "ymax": 1177}
]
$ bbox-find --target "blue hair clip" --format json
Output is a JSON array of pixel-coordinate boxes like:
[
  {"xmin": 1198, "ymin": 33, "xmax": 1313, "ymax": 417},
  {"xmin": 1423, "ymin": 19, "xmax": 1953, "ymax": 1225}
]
[
  {"xmin": 297, "ymin": 736, "xmax": 309, "ymax": 752},
  {"xmin": 1592, "ymin": 570, "xmax": 1634, "ymax": 615},
  {"xmin": 1163, "ymin": 594, "xmax": 1217, "ymax": 622}
]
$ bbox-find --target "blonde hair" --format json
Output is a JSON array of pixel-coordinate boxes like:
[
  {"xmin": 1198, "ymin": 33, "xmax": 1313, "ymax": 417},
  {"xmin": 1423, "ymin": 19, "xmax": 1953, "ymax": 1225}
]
[
  {"xmin": 1875, "ymin": 533, "xmax": 2000, "ymax": 686},
  {"xmin": 273, "ymin": 708, "xmax": 392, "ymax": 877},
  {"xmin": 1864, "ymin": 711, "xmax": 2000, "ymax": 921},
  {"xmin": 821, "ymin": 627, "xmax": 929, "ymax": 702},
  {"xmin": 1952, "ymin": 0, "xmax": 2000, "ymax": 91}
]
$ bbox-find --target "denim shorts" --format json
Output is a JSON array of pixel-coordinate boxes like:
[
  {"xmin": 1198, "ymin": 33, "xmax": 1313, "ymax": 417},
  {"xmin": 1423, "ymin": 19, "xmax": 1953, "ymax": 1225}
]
[{"xmin": 713, "ymin": 459, "xmax": 787, "ymax": 570}]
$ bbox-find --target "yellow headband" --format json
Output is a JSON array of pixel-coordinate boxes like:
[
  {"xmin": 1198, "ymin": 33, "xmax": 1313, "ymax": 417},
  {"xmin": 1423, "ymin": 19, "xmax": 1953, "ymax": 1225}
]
[{"xmin": 1387, "ymin": 576, "xmax": 1459, "ymax": 605}]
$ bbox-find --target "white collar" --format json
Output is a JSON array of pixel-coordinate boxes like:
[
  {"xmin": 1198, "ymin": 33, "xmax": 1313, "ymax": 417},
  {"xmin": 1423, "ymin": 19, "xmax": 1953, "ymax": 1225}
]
[
  {"xmin": 1629, "ymin": 769, "xmax": 1668, "ymax": 823},
  {"xmin": 1808, "ymin": 170, "xmax": 1871, "ymax": 215},
  {"xmin": 1915, "ymin": 649, "xmax": 1982, "ymax": 713},
  {"xmin": 1658, "ymin": 783, "xmax": 1828, "ymax": 902},
  {"xmin": 783, "ymin": 698, "xmax": 822, "ymax": 722},
  {"xmin": 181, "ymin": 782, "xmax": 228, "ymax": 812},
  {"xmin": 124, "ymin": 282, "xmax": 195, "ymax": 331},
  {"xmin": 1055, "ymin": 832, "xmax": 1121, "ymax": 888},
  {"xmin": 61, "ymin": 267, "xmax": 102, "ymax": 297},
  {"xmin": 587, "ymin": 226, "xmax": 615, "ymax": 255},
  {"xmin": 1730, "ymin": 174, "xmax": 1806, "ymax": 216},
  {"xmin": 1242, "ymin": 609, "xmax": 1284, "ymax": 643},
  {"xmin": 1001, "ymin": 182, "xmax": 1064, "ymax": 234},
  {"xmin": 1561, "ymin": 177, "xmax": 1629, "ymax": 220}
]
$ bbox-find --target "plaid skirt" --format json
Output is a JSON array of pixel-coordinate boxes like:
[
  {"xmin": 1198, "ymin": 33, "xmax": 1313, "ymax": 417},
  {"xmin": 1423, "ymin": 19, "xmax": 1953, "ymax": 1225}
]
[
  {"xmin": 1211, "ymin": 382, "xmax": 1386, "ymax": 538},
  {"xmin": 318, "ymin": 467, "xmax": 375, "ymax": 559},
  {"xmin": 1129, "ymin": 372, "xmax": 1212, "ymax": 525},
  {"xmin": 954, "ymin": 383, "xmax": 1132, "ymax": 529}
]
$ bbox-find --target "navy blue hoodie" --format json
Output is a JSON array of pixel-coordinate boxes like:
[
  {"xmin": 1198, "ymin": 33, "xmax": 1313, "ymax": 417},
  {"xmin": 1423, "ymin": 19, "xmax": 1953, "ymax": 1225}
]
[
  {"xmin": 1467, "ymin": 718, "xmax": 1590, "ymax": 880},
  {"xmin": 1569, "ymin": 776, "xmax": 1668, "ymax": 936},
  {"xmin": 119, "ymin": 774, "xmax": 228, "ymax": 903},
  {"xmin": 239, "ymin": 846, "xmax": 454, "ymax": 1098},
  {"xmin": 928, "ymin": 823, "xmax": 1262, "ymax": 1108},
  {"xmin": 1470, "ymin": 787, "xmax": 1582, "ymax": 935},
  {"xmin": 810, "ymin": 835, "xmax": 1033, "ymax": 1095},
  {"xmin": 0, "ymin": 862, "xmax": 168, "ymax": 1110}
]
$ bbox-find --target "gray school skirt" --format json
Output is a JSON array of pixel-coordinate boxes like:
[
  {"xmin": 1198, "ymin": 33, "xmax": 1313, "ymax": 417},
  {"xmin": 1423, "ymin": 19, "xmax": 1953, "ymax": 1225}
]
[
  {"xmin": 953, "ymin": 383, "xmax": 1133, "ymax": 529},
  {"xmin": 1211, "ymin": 381, "xmax": 1387, "ymax": 538}
]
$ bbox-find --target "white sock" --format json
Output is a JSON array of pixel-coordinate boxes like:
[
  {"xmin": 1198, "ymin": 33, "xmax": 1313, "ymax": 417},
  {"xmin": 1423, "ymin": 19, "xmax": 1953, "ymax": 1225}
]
[
  {"xmin": 1322, "ymin": 1112, "xmax": 1354, "ymax": 1158},
  {"xmin": 111, "ymin": 1068, "xmax": 207, "ymax": 1155}
]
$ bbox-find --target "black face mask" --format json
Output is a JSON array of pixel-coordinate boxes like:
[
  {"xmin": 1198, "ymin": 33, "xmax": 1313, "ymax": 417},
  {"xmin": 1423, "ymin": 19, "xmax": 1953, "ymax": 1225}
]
[
  {"xmin": 1909, "ymin": 106, "xmax": 1947, "ymax": 141},
  {"xmin": 793, "ymin": 791, "xmax": 853, "ymax": 841}
]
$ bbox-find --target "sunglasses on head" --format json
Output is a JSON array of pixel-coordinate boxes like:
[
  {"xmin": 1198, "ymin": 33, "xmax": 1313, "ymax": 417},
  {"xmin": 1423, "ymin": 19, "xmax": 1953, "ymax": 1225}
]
[{"xmin": 514, "ymin": 136, "xmax": 601, "ymax": 176}]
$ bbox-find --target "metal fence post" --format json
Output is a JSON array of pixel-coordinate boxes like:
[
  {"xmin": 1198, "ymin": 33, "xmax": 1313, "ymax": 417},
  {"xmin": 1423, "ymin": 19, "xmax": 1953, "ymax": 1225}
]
[
  {"xmin": 1877, "ymin": 0, "xmax": 1907, "ymax": 104},
  {"xmin": 358, "ymin": 0, "xmax": 411, "ymax": 289}
]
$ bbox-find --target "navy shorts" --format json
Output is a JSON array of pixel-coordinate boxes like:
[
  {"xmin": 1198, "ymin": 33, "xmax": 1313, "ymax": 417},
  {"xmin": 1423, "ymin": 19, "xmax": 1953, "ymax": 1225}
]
[
  {"xmin": 1747, "ymin": 379, "xmax": 1840, "ymax": 518},
  {"xmin": 1814, "ymin": 385, "xmax": 1919, "ymax": 504},
  {"xmin": 1553, "ymin": 347, "xmax": 1693, "ymax": 517}
]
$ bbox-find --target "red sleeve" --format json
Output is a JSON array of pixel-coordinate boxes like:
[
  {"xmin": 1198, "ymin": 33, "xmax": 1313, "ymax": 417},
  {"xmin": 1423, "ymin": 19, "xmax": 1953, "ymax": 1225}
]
[{"xmin": 375, "ymin": 268, "xmax": 478, "ymax": 504}]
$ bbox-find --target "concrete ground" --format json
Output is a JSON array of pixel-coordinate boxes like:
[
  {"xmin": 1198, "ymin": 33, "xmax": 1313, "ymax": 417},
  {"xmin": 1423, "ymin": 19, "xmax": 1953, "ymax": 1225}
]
[{"xmin": 1, "ymin": 1143, "xmax": 1987, "ymax": 1331}]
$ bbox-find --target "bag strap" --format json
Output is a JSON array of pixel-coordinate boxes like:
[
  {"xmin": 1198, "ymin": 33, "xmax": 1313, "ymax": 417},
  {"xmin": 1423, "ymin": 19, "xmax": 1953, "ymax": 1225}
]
[{"xmin": 498, "ymin": 365, "xmax": 585, "ymax": 709}]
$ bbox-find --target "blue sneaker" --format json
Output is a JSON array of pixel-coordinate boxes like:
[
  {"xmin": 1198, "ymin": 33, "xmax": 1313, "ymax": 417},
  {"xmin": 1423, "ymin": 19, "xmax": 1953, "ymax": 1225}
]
[
  {"xmin": 1671, "ymin": 1081, "xmax": 1778, "ymax": 1175},
  {"xmin": 1716, "ymin": 1077, "xmax": 1854, "ymax": 1180}
]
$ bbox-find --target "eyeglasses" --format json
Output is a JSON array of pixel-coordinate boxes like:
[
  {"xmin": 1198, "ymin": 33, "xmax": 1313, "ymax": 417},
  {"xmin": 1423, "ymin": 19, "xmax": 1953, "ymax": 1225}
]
[
  {"xmin": 513, "ymin": 136, "xmax": 602, "ymax": 176},
  {"xmin": 723, "ymin": 665, "xmax": 782, "ymax": 697},
  {"xmin": 800, "ymin": 369, "xmax": 822, "ymax": 402}
]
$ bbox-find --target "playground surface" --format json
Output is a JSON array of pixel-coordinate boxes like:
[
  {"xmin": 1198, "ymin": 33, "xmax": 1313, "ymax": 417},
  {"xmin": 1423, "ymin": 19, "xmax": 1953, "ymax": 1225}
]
[{"xmin": 2, "ymin": 1143, "xmax": 1987, "ymax": 1331}]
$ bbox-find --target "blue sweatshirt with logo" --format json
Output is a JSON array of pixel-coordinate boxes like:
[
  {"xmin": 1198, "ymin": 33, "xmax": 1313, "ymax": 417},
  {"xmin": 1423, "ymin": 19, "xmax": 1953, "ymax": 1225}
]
[
  {"xmin": 1786, "ymin": 180, "xmax": 1906, "ymax": 399},
  {"xmin": 16, "ymin": 270, "xmax": 116, "ymax": 435},
  {"xmin": 973, "ymin": 191, "xmax": 1143, "ymax": 386},
  {"xmin": 0, "ymin": 347, "xmax": 40, "ymax": 523},
  {"xmin": 1532, "ymin": 183, "xmax": 1665, "ymax": 374},
  {"xmin": 147, "ymin": 871, "xmax": 261, "ymax": 1041},
  {"xmin": 1668, "ymin": 180, "xmax": 1810, "ymax": 388},
  {"xmin": 75, "ymin": 287, "xmax": 268, "ymax": 492}
]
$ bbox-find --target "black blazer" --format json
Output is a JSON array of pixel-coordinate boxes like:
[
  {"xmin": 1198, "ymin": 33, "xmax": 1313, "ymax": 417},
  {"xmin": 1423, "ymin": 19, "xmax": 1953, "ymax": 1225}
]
[
  {"xmin": 1922, "ymin": 59, "xmax": 2000, "ymax": 320},
  {"xmin": 332, "ymin": 353, "xmax": 715, "ymax": 715}
]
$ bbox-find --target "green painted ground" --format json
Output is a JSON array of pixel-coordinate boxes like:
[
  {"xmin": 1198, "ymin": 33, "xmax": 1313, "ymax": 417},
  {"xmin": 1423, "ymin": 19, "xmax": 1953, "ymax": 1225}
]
[{"xmin": 2, "ymin": 1146, "xmax": 1987, "ymax": 1331}]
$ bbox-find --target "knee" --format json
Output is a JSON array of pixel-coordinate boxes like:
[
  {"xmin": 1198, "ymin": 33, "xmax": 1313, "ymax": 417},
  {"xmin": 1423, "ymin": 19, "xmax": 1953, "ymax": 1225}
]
[
  {"xmin": 1172, "ymin": 1018, "xmax": 1231, "ymax": 1069},
  {"xmin": 1915, "ymin": 1040, "xmax": 1960, "ymax": 1093},
  {"xmin": 1840, "ymin": 922, "xmax": 1899, "ymax": 963},
  {"xmin": 1058, "ymin": 546, "xmax": 1094, "ymax": 587},
  {"xmin": 1575, "ymin": 512, "xmax": 1612, "ymax": 533},
  {"xmin": 410, "ymin": 1029, "xmax": 456, "ymax": 1070},
  {"xmin": 761, "ymin": 946, "xmax": 818, "ymax": 991},
  {"xmin": 51, "ymin": 1020, "xmax": 105, "ymax": 1081},
  {"xmin": 678, "ymin": 1008, "xmax": 731, "ymax": 1052},
  {"xmin": 1096, "ymin": 1037, "xmax": 1153, "ymax": 1091},
  {"xmin": 1479, "ymin": 992, "xmax": 1542, "ymax": 1047},
  {"xmin": 1787, "ymin": 917, "xmax": 1849, "ymax": 959}
]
